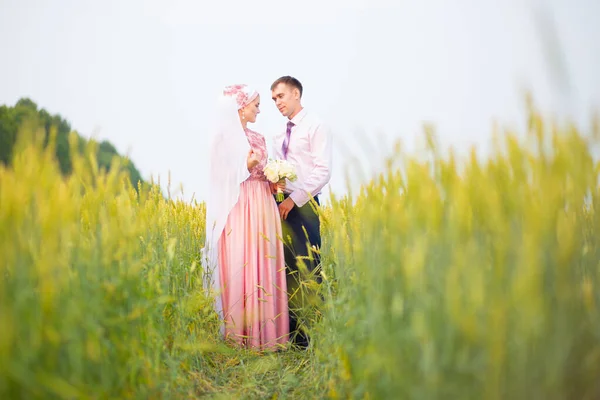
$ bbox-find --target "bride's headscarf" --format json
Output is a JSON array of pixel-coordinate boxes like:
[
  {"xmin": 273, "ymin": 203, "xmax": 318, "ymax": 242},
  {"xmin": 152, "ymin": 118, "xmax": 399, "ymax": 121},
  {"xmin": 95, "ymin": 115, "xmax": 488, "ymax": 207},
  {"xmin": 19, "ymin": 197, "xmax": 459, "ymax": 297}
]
[{"xmin": 202, "ymin": 84, "xmax": 259, "ymax": 328}]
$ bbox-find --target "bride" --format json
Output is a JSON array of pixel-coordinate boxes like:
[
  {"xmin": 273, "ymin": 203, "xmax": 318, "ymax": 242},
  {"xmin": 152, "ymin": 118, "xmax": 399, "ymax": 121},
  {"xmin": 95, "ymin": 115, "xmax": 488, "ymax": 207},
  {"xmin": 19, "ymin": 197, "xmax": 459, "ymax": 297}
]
[{"xmin": 203, "ymin": 84, "xmax": 289, "ymax": 351}]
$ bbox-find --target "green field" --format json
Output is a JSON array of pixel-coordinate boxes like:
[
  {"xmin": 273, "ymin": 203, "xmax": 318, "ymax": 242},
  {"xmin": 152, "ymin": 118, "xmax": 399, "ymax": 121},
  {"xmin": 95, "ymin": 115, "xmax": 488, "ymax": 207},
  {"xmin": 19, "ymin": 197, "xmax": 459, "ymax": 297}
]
[{"xmin": 1, "ymin": 101, "xmax": 599, "ymax": 399}]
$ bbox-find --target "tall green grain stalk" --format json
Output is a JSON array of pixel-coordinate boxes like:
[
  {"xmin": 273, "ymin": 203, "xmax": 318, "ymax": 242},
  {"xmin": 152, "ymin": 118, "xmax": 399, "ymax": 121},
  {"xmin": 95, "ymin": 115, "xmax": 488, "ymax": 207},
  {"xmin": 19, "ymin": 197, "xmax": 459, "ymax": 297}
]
[
  {"xmin": 310, "ymin": 101, "xmax": 600, "ymax": 399},
  {"xmin": 0, "ymin": 122, "xmax": 222, "ymax": 399}
]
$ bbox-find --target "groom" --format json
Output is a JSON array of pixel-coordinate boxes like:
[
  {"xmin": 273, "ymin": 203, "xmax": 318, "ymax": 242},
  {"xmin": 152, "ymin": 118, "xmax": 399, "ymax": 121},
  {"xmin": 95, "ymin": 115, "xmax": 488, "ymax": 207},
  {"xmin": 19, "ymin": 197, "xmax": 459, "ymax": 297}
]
[{"xmin": 270, "ymin": 76, "xmax": 333, "ymax": 348}]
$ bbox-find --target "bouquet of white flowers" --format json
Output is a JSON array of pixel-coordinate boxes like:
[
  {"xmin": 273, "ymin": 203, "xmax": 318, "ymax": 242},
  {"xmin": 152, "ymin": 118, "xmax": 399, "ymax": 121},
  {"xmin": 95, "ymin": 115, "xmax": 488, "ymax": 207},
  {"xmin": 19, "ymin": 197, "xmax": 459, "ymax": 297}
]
[{"xmin": 263, "ymin": 159, "xmax": 297, "ymax": 202}]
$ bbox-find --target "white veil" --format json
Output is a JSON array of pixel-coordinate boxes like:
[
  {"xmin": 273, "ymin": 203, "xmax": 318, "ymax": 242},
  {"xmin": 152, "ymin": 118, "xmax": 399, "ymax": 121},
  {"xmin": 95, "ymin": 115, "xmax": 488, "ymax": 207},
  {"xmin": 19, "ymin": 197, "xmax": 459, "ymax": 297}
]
[{"xmin": 202, "ymin": 90, "xmax": 252, "ymax": 333}]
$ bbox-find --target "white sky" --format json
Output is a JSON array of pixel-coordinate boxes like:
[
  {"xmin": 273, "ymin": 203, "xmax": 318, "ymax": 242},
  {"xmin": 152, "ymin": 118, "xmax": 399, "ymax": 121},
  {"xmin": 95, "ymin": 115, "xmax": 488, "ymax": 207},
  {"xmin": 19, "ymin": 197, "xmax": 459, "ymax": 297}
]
[{"xmin": 1, "ymin": 0, "xmax": 598, "ymax": 203}]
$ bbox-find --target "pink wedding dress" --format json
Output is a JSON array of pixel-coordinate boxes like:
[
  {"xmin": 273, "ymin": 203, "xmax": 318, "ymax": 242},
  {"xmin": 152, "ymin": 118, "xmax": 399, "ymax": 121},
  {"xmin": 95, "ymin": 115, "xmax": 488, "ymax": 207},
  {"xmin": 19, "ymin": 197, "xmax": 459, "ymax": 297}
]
[{"xmin": 217, "ymin": 127, "xmax": 289, "ymax": 350}]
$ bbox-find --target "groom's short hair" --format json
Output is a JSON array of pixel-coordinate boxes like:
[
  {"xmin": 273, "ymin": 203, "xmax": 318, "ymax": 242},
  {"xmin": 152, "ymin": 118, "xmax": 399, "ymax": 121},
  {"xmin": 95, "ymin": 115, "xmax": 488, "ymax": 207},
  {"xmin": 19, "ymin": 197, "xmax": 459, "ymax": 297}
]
[{"xmin": 271, "ymin": 76, "xmax": 303, "ymax": 98}]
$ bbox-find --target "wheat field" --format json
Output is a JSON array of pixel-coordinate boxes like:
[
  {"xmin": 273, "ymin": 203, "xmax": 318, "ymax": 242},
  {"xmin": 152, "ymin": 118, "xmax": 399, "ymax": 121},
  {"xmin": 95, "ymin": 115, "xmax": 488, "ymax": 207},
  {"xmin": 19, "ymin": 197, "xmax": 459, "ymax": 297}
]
[{"xmin": 1, "ymin": 101, "xmax": 599, "ymax": 399}]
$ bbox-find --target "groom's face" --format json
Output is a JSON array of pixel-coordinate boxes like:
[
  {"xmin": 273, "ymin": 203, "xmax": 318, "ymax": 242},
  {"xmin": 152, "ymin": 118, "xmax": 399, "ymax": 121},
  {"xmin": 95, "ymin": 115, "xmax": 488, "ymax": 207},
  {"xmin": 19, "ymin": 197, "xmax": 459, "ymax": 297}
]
[{"xmin": 271, "ymin": 83, "xmax": 300, "ymax": 119}]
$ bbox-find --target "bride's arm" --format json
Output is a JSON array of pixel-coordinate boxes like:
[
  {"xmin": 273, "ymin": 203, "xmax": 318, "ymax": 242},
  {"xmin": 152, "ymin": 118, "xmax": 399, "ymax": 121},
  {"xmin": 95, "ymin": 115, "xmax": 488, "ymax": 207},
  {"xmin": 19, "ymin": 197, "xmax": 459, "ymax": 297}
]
[{"xmin": 247, "ymin": 149, "xmax": 260, "ymax": 172}]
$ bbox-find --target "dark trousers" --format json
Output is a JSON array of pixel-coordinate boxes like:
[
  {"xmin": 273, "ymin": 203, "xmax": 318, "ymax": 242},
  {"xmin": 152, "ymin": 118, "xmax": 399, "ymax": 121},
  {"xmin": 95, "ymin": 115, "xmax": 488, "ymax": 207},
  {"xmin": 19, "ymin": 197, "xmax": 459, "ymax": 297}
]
[{"xmin": 277, "ymin": 194, "xmax": 322, "ymax": 348}]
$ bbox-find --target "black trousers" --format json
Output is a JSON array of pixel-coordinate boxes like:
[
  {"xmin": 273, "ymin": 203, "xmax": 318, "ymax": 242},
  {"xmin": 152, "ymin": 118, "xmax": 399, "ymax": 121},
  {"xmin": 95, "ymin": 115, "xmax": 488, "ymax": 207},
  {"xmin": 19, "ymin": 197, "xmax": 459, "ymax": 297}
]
[{"xmin": 277, "ymin": 194, "xmax": 322, "ymax": 348}]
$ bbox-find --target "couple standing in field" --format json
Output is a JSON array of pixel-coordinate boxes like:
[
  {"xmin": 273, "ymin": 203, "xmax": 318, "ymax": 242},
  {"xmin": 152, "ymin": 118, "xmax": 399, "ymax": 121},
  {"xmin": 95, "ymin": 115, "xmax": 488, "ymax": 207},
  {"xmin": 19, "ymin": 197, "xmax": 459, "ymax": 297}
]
[{"xmin": 203, "ymin": 76, "xmax": 333, "ymax": 351}]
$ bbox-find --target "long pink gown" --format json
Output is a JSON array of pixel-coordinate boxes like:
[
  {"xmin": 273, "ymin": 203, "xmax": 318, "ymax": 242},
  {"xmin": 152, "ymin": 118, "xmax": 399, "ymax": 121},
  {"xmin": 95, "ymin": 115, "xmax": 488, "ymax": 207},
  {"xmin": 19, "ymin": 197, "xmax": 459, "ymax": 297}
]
[{"xmin": 218, "ymin": 127, "xmax": 290, "ymax": 350}]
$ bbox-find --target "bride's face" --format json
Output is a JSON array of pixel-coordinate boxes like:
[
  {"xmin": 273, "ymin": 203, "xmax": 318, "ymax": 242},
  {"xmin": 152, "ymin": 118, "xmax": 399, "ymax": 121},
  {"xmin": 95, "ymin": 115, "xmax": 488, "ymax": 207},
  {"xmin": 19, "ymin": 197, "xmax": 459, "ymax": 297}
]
[{"xmin": 241, "ymin": 95, "xmax": 261, "ymax": 123}]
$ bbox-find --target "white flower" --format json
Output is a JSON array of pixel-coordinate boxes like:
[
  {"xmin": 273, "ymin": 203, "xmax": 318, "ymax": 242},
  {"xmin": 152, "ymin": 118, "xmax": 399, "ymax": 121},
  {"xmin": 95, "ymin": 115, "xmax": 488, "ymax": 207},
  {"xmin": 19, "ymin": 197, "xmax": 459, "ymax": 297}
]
[
  {"xmin": 264, "ymin": 164, "xmax": 280, "ymax": 183},
  {"xmin": 263, "ymin": 160, "xmax": 279, "ymax": 183},
  {"xmin": 279, "ymin": 162, "xmax": 296, "ymax": 181},
  {"xmin": 264, "ymin": 159, "xmax": 297, "ymax": 183}
]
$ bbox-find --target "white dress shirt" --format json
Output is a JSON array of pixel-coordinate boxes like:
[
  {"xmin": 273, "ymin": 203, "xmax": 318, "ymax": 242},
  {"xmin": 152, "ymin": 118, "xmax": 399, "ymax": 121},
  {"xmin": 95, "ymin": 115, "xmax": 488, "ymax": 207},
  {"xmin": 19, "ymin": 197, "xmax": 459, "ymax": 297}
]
[{"xmin": 272, "ymin": 108, "xmax": 333, "ymax": 208}]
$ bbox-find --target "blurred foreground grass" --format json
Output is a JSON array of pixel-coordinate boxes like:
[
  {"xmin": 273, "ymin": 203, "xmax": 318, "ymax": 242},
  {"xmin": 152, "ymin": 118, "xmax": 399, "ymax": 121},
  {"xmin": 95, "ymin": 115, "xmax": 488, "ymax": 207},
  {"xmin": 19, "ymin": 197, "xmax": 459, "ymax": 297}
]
[
  {"xmin": 309, "ymin": 100, "xmax": 600, "ymax": 399},
  {"xmin": 0, "ymin": 122, "xmax": 222, "ymax": 398},
  {"xmin": 1, "ymin": 101, "xmax": 599, "ymax": 399}
]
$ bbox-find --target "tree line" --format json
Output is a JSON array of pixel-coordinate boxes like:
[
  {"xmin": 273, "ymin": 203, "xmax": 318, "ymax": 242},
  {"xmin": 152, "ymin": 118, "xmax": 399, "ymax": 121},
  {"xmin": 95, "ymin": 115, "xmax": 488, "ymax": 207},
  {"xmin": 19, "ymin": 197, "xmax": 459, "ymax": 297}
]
[{"xmin": 0, "ymin": 98, "xmax": 144, "ymax": 188}]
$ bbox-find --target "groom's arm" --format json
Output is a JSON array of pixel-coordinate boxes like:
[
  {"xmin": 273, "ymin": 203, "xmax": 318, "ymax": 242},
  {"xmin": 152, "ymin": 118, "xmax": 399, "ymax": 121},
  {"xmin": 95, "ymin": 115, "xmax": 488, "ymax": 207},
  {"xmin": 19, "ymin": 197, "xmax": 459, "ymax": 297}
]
[{"xmin": 289, "ymin": 123, "xmax": 332, "ymax": 208}]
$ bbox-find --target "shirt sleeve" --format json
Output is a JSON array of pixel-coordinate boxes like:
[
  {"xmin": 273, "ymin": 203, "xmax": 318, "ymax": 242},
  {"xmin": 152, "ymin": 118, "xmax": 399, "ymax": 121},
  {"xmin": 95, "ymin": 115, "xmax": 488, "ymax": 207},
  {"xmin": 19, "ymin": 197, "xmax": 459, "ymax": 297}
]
[{"xmin": 289, "ymin": 122, "xmax": 333, "ymax": 207}]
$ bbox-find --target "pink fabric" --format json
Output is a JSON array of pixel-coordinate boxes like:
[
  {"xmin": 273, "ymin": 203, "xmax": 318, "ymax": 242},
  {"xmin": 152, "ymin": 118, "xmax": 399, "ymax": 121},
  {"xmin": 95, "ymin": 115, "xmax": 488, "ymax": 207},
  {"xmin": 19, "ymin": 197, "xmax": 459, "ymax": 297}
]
[
  {"xmin": 218, "ymin": 127, "xmax": 289, "ymax": 350},
  {"xmin": 223, "ymin": 84, "xmax": 258, "ymax": 109}
]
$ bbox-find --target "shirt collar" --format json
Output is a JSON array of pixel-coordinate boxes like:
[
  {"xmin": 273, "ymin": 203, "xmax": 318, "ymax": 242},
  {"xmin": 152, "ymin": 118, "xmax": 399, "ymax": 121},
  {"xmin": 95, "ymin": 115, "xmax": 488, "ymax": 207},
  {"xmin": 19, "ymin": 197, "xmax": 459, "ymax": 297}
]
[{"xmin": 289, "ymin": 107, "xmax": 307, "ymax": 125}]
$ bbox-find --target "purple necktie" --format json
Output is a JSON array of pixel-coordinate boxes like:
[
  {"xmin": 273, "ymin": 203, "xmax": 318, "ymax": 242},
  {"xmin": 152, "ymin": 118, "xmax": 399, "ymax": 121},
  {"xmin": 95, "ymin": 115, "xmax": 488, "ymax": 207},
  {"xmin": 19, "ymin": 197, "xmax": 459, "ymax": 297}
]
[{"xmin": 281, "ymin": 121, "xmax": 294, "ymax": 159}]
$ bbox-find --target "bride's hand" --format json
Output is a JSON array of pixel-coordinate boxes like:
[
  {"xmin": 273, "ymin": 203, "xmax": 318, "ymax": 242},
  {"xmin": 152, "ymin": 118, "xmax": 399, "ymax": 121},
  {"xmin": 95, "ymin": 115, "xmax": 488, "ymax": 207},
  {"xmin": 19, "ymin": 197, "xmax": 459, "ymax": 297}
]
[
  {"xmin": 247, "ymin": 149, "xmax": 260, "ymax": 171},
  {"xmin": 269, "ymin": 179, "xmax": 285, "ymax": 195},
  {"xmin": 276, "ymin": 179, "xmax": 286, "ymax": 191}
]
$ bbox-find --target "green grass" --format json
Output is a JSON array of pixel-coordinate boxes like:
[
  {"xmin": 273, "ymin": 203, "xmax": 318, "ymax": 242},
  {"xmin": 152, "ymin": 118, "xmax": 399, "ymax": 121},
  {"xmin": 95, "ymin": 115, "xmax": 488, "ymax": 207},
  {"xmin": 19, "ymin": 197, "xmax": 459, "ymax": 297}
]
[
  {"xmin": 191, "ymin": 349, "xmax": 313, "ymax": 399},
  {"xmin": 1, "ymin": 101, "xmax": 600, "ymax": 399}
]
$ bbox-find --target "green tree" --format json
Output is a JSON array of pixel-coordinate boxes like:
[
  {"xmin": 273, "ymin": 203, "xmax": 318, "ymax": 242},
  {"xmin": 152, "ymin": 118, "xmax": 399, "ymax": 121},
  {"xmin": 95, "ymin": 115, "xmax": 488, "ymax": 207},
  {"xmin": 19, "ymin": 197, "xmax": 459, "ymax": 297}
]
[{"xmin": 0, "ymin": 98, "xmax": 144, "ymax": 188}]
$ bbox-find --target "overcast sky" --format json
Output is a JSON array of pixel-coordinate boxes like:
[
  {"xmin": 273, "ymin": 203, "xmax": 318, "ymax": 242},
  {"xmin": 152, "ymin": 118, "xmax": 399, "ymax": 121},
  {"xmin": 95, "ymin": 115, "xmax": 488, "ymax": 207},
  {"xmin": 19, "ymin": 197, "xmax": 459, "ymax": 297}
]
[{"xmin": 1, "ymin": 0, "xmax": 598, "ymax": 203}]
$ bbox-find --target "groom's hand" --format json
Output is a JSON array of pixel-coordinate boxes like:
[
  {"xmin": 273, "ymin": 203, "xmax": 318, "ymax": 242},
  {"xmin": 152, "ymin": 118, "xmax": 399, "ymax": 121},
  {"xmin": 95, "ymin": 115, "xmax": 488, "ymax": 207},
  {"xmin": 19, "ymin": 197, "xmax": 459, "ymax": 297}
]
[{"xmin": 278, "ymin": 197, "xmax": 294, "ymax": 220}]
